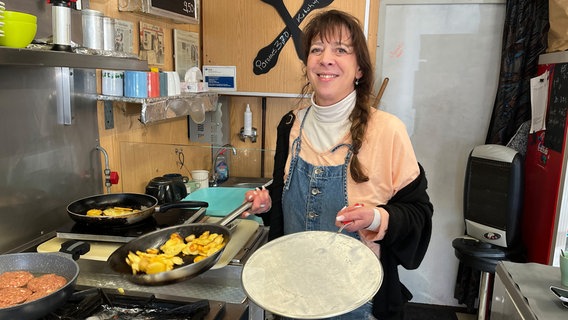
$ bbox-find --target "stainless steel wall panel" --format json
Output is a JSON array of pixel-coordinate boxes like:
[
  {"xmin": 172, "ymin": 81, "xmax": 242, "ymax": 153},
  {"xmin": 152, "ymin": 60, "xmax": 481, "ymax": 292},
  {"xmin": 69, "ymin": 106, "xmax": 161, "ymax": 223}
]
[{"xmin": 0, "ymin": 66, "xmax": 101, "ymax": 253}]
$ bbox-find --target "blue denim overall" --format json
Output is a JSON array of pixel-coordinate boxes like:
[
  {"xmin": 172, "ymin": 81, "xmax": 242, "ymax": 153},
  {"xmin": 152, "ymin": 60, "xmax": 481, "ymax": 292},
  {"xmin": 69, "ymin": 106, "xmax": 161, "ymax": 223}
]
[{"xmin": 280, "ymin": 108, "xmax": 376, "ymax": 320}]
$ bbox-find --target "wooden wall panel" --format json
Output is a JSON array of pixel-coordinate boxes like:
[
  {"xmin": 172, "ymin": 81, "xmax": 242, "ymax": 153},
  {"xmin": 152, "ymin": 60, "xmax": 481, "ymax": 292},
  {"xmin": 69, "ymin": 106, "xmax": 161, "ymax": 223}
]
[
  {"xmin": 91, "ymin": 0, "xmax": 379, "ymax": 193},
  {"xmin": 203, "ymin": 0, "xmax": 379, "ymax": 93}
]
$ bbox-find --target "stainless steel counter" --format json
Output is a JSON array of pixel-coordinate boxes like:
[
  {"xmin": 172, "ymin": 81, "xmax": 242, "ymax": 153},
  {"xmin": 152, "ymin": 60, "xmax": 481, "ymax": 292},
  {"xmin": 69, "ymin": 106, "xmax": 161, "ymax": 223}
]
[
  {"xmin": 491, "ymin": 261, "xmax": 567, "ymax": 319},
  {"xmin": 74, "ymin": 223, "xmax": 268, "ymax": 320},
  {"xmin": 75, "ymin": 260, "xmax": 249, "ymax": 320},
  {"xmin": 21, "ymin": 224, "xmax": 269, "ymax": 320},
  {"xmin": 76, "ymin": 260, "xmax": 247, "ymax": 304}
]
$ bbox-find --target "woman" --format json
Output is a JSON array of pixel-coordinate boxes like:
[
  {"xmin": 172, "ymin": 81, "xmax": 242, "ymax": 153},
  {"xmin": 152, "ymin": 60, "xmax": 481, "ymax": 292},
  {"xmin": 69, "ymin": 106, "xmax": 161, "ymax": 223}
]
[{"xmin": 244, "ymin": 10, "xmax": 433, "ymax": 320}]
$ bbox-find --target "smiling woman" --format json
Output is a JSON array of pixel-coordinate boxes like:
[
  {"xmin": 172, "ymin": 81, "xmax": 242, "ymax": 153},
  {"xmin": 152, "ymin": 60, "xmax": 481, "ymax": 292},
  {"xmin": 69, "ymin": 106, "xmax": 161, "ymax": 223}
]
[{"xmin": 243, "ymin": 9, "xmax": 433, "ymax": 320}]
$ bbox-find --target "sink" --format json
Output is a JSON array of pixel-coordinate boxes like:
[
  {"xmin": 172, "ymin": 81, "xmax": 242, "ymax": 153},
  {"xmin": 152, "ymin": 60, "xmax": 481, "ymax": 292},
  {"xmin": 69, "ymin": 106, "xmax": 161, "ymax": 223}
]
[{"xmin": 218, "ymin": 176, "xmax": 272, "ymax": 188}]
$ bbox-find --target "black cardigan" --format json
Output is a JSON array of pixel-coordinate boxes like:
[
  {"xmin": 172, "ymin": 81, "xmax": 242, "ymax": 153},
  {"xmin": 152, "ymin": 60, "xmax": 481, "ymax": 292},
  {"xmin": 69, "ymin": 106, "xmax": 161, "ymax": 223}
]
[{"xmin": 261, "ymin": 110, "xmax": 434, "ymax": 320}]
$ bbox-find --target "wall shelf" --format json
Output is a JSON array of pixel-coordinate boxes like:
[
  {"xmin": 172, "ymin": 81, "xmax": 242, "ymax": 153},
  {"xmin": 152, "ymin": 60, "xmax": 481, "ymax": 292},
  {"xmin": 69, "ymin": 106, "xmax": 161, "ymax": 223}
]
[
  {"xmin": 0, "ymin": 47, "xmax": 148, "ymax": 70},
  {"xmin": 0, "ymin": 47, "xmax": 218, "ymax": 126},
  {"xmin": 97, "ymin": 93, "xmax": 219, "ymax": 127}
]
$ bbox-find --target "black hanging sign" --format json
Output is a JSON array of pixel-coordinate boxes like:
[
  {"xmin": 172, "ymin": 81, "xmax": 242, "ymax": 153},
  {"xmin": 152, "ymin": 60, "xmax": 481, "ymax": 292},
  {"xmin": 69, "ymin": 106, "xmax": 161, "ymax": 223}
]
[
  {"xmin": 545, "ymin": 63, "xmax": 568, "ymax": 153},
  {"xmin": 253, "ymin": 0, "xmax": 334, "ymax": 75},
  {"xmin": 147, "ymin": 0, "xmax": 199, "ymax": 23}
]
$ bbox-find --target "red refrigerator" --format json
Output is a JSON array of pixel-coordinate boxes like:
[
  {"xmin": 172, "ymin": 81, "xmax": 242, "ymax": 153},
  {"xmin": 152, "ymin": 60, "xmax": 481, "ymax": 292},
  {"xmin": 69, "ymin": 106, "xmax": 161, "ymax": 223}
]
[{"xmin": 523, "ymin": 52, "xmax": 568, "ymax": 266}]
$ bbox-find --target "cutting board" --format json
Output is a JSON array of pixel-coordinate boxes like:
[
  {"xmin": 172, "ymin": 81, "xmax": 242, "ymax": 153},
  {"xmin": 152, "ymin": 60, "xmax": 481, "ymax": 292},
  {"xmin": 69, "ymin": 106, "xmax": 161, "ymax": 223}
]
[
  {"xmin": 183, "ymin": 187, "xmax": 249, "ymax": 217},
  {"xmin": 37, "ymin": 218, "xmax": 260, "ymax": 269}
]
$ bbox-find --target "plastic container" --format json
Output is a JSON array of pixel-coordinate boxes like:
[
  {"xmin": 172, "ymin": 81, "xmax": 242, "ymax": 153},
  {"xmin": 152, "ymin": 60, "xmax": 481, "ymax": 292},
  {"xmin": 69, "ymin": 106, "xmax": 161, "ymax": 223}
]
[
  {"xmin": 215, "ymin": 150, "xmax": 229, "ymax": 183},
  {"xmin": 190, "ymin": 170, "xmax": 209, "ymax": 190}
]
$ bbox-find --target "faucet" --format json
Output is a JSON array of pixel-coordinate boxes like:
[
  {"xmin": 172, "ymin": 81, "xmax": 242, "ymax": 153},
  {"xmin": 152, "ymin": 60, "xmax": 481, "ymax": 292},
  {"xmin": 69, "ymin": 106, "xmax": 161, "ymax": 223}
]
[{"xmin": 211, "ymin": 144, "xmax": 237, "ymax": 187}]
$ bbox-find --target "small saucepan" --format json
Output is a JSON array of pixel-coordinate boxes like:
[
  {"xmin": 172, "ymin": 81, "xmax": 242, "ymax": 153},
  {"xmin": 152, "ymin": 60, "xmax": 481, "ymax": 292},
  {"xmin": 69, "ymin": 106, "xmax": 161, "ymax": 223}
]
[{"xmin": 67, "ymin": 193, "xmax": 208, "ymax": 227}]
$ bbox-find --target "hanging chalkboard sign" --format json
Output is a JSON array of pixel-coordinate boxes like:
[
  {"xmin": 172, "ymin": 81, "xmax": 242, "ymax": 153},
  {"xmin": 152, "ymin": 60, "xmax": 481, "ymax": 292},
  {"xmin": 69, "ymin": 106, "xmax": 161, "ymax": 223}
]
[
  {"xmin": 120, "ymin": 0, "xmax": 199, "ymax": 24},
  {"xmin": 545, "ymin": 63, "xmax": 568, "ymax": 153},
  {"xmin": 149, "ymin": 0, "xmax": 198, "ymax": 23}
]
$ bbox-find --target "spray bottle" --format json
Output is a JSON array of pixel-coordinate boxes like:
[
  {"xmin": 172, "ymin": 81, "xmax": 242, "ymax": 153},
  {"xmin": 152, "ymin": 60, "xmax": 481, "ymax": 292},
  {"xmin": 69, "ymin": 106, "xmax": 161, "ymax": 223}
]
[{"xmin": 244, "ymin": 104, "xmax": 252, "ymax": 136}]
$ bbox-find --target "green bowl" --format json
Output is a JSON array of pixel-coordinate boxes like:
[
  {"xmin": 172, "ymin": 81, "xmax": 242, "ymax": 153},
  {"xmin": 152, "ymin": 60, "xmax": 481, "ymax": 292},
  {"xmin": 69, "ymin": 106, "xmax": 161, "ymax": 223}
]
[
  {"xmin": 0, "ymin": 21, "xmax": 38, "ymax": 48},
  {"xmin": 2, "ymin": 11, "xmax": 37, "ymax": 23}
]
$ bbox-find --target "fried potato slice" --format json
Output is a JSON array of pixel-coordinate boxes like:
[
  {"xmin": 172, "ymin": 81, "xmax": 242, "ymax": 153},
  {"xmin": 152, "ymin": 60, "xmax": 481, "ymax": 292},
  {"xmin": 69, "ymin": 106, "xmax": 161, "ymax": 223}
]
[
  {"xmin": 86, "ymin": 209, "xmax": 102, "ymax": 216},
  {"xmin": 88, "ymin": 206, "xmax": 140, "ymax": 217},
  {"xmin": 160, "ymin": 233, "xmax": 186, "ymax": 256}
]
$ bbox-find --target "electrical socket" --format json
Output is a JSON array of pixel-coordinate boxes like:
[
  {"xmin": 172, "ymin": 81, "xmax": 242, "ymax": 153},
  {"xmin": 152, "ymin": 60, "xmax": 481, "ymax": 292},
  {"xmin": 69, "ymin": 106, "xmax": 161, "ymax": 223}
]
[{"xmin": 175, "ymin": 147, "xmax": 183, "ymax": 155}]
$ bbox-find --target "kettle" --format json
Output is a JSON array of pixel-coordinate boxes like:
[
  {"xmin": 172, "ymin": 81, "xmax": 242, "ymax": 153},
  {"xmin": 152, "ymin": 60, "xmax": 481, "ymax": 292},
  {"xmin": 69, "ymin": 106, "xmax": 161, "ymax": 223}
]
[{"xmin": 145, "ymin": 174, "xmax": 188, "ymax": 204}]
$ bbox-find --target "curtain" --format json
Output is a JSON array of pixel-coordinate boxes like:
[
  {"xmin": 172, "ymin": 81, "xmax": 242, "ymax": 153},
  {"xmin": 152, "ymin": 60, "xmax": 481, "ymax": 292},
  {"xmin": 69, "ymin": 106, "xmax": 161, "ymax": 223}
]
[{"xmin": 485, "ymin": 0, "xmax": 549, "ymax": 145}]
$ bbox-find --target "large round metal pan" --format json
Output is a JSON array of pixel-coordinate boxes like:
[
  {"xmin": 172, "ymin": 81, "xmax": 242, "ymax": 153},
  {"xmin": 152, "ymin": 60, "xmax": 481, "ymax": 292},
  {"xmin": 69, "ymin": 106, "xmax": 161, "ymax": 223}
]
[
  {"xmin": 107, "ymin": 201, "xmax": 252, "ymax": 285},
  {"xmin": 67, "ymin": 193, "xmax": 208, "ymax": 226},
  {"xmin": 0, "ymin": 252, "xmax": 79, "ymax": 320},
  {"xmin": 241, "ymin": 231, "xmax": 383, "ymax": 319}
]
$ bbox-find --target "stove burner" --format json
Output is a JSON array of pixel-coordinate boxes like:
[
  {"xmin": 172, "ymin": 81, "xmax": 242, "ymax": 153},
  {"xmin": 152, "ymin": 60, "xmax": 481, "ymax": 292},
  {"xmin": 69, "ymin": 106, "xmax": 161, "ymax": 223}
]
[{"xmin": 42, "ymin": 288, "xmax": 214, "ymax": 320}]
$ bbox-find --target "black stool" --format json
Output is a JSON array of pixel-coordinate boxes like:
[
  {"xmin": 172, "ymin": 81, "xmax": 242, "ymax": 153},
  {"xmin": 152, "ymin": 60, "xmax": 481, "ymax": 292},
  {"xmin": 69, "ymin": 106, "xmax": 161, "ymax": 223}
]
[{"xmin": 452, "ymin": 237, "xmax": 507, "ymax": 320}]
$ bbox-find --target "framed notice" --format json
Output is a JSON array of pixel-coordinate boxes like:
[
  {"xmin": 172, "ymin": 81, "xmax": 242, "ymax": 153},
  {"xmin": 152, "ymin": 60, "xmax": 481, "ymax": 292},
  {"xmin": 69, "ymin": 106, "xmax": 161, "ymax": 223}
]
[
  {"xmin": 139, "ymin": 22, "xmax": 165, "ymax": 66},
  {"xmin": 174, "ymin": 29, "xmax": 200, "ymax": 80}
]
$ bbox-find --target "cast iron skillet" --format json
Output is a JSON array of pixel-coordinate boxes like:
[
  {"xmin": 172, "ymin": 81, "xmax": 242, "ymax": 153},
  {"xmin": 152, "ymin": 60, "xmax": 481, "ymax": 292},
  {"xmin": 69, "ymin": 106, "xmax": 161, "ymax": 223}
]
[
  {"xmin": 107, "ymin": 201, "xmax": 251, "ymax": 285},
  {"xmin": 67, "ymin": 193, "xmax": 208, "ymax": 227},
  {"xmin": 0, "ymin": 241, "xmax": 89, "ymax": 320}
]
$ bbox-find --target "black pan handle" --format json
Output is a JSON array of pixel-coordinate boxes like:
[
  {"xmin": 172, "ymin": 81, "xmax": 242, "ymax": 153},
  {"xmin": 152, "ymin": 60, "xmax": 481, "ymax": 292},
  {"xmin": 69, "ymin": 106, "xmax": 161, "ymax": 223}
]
[
  {"xmin": 155, "ymin": 201, "xmax": 209, "ymax": 212},
  {"xmin": 60, "ymin": 240, "xmax": 91, "ymax": 260}
]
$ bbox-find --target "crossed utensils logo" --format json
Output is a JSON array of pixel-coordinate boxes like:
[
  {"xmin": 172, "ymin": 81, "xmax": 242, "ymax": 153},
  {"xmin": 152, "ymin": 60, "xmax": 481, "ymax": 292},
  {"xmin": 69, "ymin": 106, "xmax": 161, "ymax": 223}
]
[{"xmin": 253, "ymin": 0, "xmax": 334, "ymax": 75}]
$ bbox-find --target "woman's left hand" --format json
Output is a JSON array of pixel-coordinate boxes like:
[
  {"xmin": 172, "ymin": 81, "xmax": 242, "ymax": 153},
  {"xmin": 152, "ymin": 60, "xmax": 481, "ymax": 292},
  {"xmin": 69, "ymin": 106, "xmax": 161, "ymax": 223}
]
[{"xmin": 336, "ymin": 204, "xmax": 374, "ymax": 232}]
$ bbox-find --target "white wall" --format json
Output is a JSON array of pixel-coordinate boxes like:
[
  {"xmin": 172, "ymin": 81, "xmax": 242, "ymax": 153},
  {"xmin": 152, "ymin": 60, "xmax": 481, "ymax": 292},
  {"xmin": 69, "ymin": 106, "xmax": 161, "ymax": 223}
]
[{"xmin": 375, "ymin": 0, "xmax": 506, "ymax": 306}]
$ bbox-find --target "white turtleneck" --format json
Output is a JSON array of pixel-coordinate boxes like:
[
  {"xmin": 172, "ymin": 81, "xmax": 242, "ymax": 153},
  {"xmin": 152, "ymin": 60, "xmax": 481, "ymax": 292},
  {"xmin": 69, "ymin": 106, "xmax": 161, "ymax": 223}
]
[{"xmin": 299, "ymin": 90, "xmax": 356, "ymax": 152}]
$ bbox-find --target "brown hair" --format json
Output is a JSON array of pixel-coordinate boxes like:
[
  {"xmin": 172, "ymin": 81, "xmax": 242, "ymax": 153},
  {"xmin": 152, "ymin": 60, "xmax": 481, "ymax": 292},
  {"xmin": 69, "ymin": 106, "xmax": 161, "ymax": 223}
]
[{"xmin": 300, "ymin": 10, "xmax": 374, "ymax": 183}]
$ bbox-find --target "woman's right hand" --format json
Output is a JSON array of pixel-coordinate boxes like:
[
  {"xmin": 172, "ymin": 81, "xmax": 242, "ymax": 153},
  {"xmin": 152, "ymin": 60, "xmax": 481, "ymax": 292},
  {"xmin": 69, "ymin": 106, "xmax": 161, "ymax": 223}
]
[{"xmin": 242, "ymin": 187, "xmax": 272, "ymax": 218}]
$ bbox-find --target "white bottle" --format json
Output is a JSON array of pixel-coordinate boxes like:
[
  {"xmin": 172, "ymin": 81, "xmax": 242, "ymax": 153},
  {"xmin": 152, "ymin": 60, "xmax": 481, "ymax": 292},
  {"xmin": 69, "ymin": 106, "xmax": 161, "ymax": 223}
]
[{"xmin": 244, "ymin": 104, "xmax": 252, "ymax": 136}]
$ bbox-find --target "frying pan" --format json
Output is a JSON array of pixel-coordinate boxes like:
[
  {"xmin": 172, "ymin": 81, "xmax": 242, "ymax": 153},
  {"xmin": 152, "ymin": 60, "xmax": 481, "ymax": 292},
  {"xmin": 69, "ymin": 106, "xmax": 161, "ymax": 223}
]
[
  {"xmin": 67, "ymin": 193, "xmax": 208, "ymax": 226},
  {"xmin": 241, "ymin": 231, "xmax": 383, "ymax": 319},
  {"xmin": 107, "ymin": 199, "xmax": 253, "ymax": 285},
  {"xmin": 0, "ymin": 241, "xmax": 88, "ymax": 320}
]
